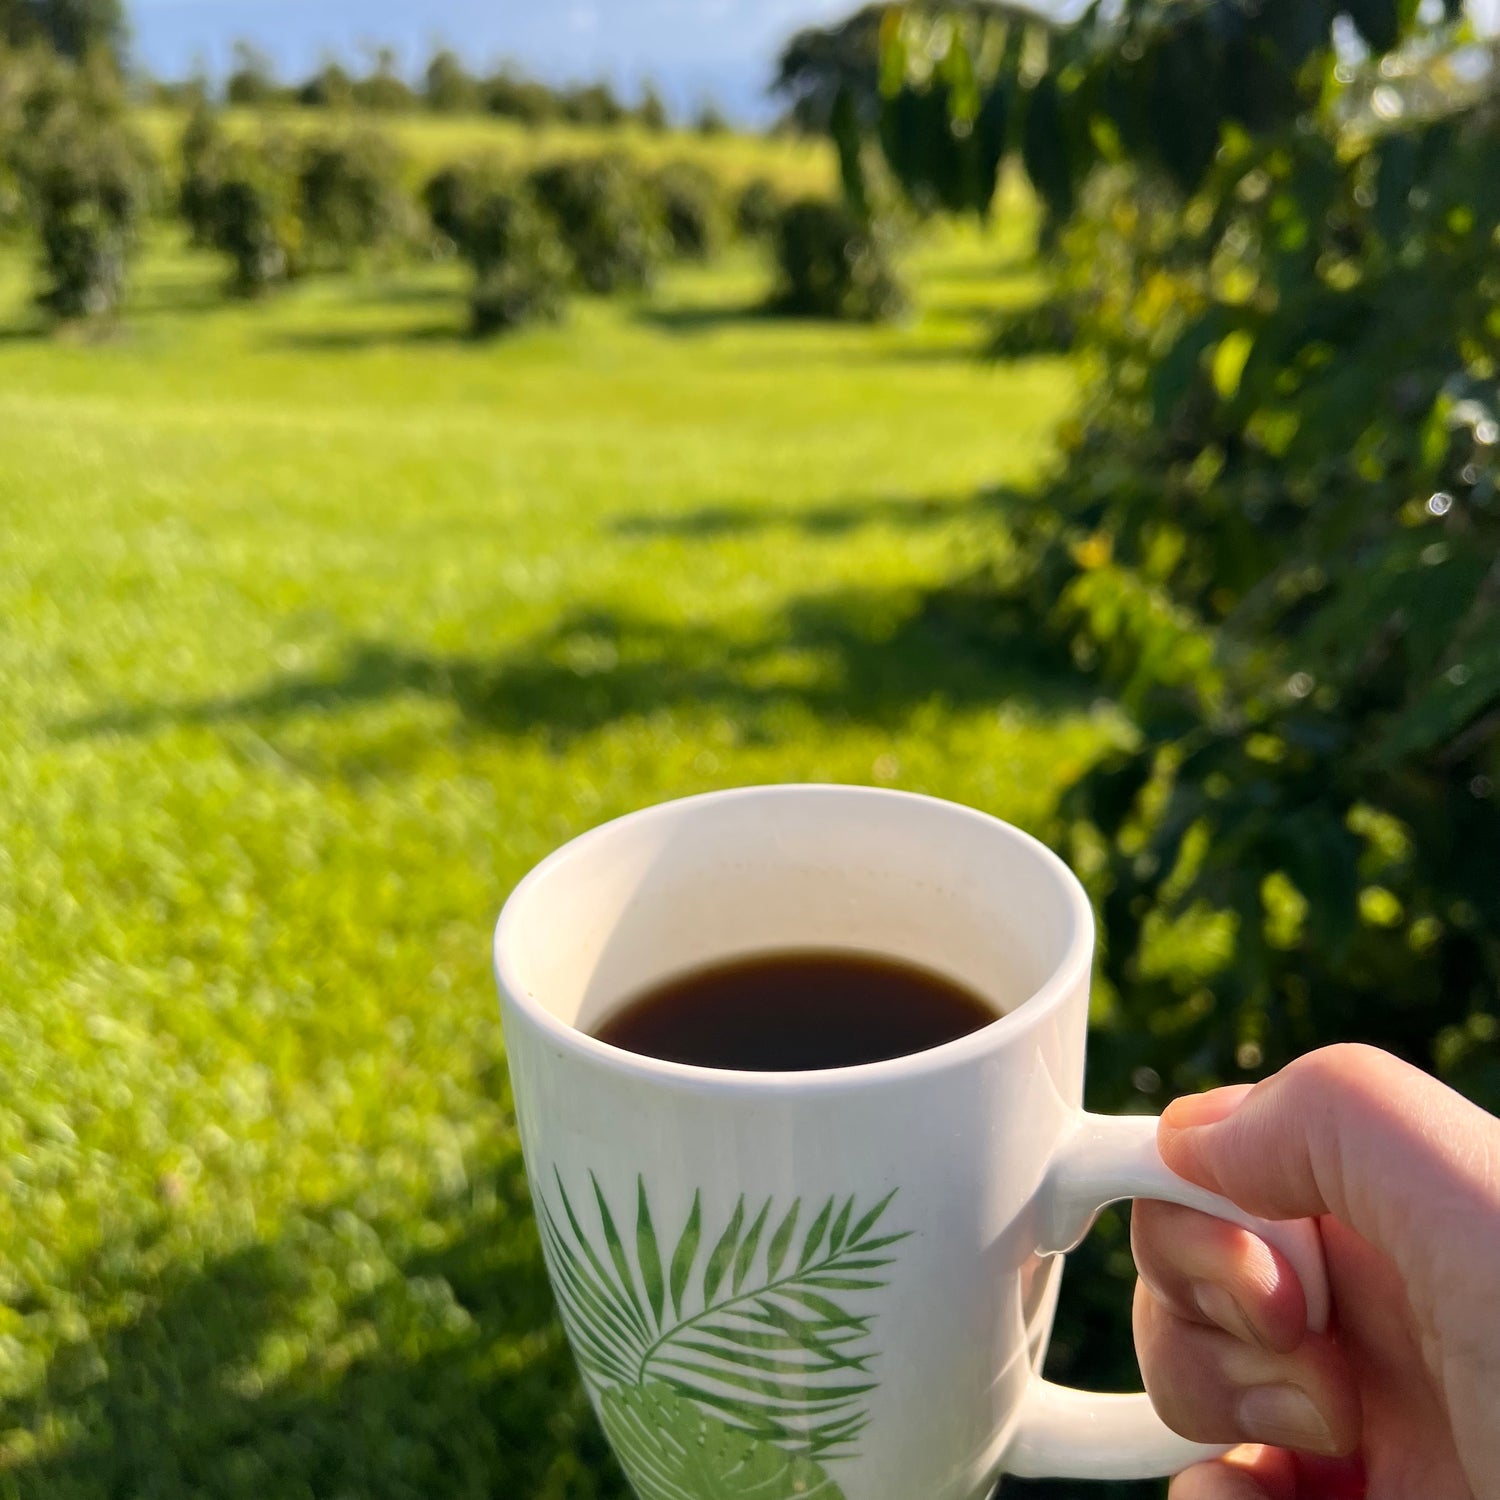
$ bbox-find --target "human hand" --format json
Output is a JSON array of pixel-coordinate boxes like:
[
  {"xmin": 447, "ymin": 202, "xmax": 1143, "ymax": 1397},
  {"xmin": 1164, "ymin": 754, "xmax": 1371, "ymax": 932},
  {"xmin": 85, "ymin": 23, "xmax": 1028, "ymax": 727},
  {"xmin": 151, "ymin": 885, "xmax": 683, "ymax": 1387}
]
[{"xmin": 1130, "ymin": 1044, "xmax": 1500, "ymax": 1500}]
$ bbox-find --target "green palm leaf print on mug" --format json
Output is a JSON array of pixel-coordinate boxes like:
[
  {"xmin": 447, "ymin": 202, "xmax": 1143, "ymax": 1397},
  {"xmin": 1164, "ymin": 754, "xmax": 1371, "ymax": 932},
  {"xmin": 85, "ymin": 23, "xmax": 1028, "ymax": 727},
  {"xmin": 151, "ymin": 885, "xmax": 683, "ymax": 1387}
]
[{"xmin": 536, "ymin": 1171, "xmax": 909, "ymax": 1500}]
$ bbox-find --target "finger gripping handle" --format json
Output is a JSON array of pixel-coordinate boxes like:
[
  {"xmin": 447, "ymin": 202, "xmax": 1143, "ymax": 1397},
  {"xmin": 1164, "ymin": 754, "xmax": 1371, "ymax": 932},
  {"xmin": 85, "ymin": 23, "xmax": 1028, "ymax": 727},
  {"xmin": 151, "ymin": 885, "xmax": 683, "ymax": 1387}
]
[{"xmin": 1004, "ymin": 1111, "xmax": 1330, "ymax": 1482}]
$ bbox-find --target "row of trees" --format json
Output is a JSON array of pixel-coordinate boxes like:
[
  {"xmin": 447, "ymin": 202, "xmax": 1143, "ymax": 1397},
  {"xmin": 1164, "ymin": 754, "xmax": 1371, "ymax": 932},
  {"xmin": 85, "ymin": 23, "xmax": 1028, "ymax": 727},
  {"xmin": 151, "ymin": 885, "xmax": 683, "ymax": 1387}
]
[
  {"xmin": 0, "ymin": 47, "xmax": 908, "ymax": 334},
  {"xmin": 155, "ymin": 43, "xmax": 732, "ymax": 136},
  {"xmin": 2, "ymin": 0, "xmax": 736, "ymax": 132}
]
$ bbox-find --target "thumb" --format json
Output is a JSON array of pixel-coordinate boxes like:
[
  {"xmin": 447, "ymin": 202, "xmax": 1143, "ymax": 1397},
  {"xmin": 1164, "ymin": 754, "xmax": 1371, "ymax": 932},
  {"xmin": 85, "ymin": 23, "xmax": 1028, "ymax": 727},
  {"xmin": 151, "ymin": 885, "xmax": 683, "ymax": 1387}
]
[{"xmin": 1158, "ymin": 1044, "xmax": 1500, "ymax": 1274}]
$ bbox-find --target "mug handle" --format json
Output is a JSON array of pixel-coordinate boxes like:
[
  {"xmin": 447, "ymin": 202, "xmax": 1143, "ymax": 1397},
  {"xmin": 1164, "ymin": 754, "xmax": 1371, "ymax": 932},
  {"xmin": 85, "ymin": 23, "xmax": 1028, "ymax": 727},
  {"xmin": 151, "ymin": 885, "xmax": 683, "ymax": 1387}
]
[{"xmin": 1004, "ymin": 1111, "xmax": 1331, "ymax": 1481}]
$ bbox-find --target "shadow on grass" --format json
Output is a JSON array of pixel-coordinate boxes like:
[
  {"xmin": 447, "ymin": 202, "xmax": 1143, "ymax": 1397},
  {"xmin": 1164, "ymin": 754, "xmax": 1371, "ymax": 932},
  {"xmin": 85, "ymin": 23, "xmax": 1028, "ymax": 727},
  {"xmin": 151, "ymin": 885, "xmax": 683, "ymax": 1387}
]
[
  {"xmin": 0, "ymin": 1147, "xmax": 630, "ymax": 1500},
  {"xmin": 633, "ymin": 301, "xmax": 772, "ymax": 334},
  {"xmin": 60, "ymin": 580, "xmax": 1089, "ymax": 751},
  {"xmin": 0, "ymin": 1147, "xmax": 1150, "ymax": 1500},
  {"xmin": 613, "ymin": 488, "xmax": 1015, "ymax": 540},
  {"xmin": 269, "ymin": 322, "xmax": 467, "ymax": 352}
]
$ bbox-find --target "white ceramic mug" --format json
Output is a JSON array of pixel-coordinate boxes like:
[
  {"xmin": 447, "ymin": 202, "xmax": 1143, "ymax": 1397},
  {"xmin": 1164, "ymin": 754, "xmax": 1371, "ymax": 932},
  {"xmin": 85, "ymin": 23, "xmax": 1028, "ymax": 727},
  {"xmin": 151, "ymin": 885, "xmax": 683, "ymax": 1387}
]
[{"xmin": 494, "ymin": 786, "xmax": 1328, "ymax": 1499}]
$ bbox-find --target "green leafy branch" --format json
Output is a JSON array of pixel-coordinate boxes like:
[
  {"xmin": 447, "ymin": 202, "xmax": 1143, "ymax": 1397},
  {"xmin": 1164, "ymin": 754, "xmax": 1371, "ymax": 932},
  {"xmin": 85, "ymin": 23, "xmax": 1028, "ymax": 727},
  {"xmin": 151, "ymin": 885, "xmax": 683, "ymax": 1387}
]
[{"xmin": 536, "ymin": 1172, "xmax": 907, "ymax": 1461}]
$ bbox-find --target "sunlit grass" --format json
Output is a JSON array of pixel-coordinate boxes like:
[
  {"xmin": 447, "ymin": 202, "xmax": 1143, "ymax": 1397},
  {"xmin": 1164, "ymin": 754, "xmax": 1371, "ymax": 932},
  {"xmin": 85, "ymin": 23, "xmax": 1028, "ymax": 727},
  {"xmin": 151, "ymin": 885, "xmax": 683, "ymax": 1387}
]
[{"xmin": 0, "ymin": 215, "xmax": 1100, "ymax": 1496}]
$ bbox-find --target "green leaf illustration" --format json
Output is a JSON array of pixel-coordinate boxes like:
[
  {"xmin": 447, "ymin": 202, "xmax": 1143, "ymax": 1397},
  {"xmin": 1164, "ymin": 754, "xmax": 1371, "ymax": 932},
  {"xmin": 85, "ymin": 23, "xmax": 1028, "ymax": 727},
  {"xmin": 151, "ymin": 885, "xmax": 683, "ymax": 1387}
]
[
  {"xmin": 637, "ymin": 1176, "xmax": 665, "ymax": 1328},
  {"xmin": 668, "ymin": 1191, "xmax": 701, "ymax": 1320},
  {"xmin": 732, "ymin": 1198, "xmax": 771, "ymax": 1294},
  {"xmin": 827, "ymin": 1196, "xmax": 853, "ymax": 1253},
  {"xmin": 798, "ymin": 1198, "xmax": 834, "ymax": 1269},
  {"xmin": 844, "ymin": 1189, "xmax": 897, "ymax": 1248},
  {"xmin": 539, "ymin": 1173, "xmax": 908, "ymax": 1478},
  {"xmin": 600, "ymin": 1382, "xmax": 847, "ymax": 1500},
  {"xmin": 765, "ymin": 1199, "xmax": 800, "ymax": 1278},
  {"xmin": 592, "ymin": 1171, "xmax": 652, "ymax": 1340},
  {"xmin": 702, "ymin": 1195, "xmax": 744, "ymax": 1303}
]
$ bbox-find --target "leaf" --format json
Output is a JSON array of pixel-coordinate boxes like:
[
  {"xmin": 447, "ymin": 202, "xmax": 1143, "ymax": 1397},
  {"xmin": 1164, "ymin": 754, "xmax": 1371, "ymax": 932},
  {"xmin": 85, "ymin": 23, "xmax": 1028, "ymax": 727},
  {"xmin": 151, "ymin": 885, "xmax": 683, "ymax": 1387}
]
[
  {"xmin": 974, "ymin": 79, "xmax": 1011, "ymax": 220},
  {"xmin": 843, "ymin": 1188, "xmax": 897, "ymax": 1248},
  {"xmin": 732, "ymin": 1199, "xmax": 771, "ymax": 1293},
  {"xmin": 799, "ymin": 1197, "xmax": 835, "ymax": 1268},
  {"xmin": 1212, "ymin": 329, "xmax": 1255, "ymax": 401},
  {"xmin": 765, "ymin": 1199, "xmax": 800, "ymax": 1278},
  {"xmin": 668, "ymin": 1190, "xmax": 701, "ymax": 1319},
  {"xmin": 1343, "ymin": 0, "xmax": 1400, "ymax": 54},
  {"xmin": 827, "ymin": 1196, "xmax": 854, "ymax": 1253},
  {"xmin": 590, "ymin": 1172, "xmax": 652, "ymax": 1339},
  {"xmin": 636, "ymin": 1177, "xmax": 665, "ymax": 1328},
  {"xmin": 703, "ymin": 1196, "xmax": 745, "ymax": 1303},
  {"xmin": 599, "ymin": 1382, "xmax": 848, "ymax": 1500},
  {"xmin": 554, "ymin": 1172, "xmax": 651, "ymax": 1347},
  {"xmin": 536, "ymin": 1204, "xmax": 645, "ymax": 1383},
  {"xmin": 770, "ymin": 1289, "xmax": 866, "ymax": 1326},
  {"xmin": 1020, "ymin": 73, "xmax": 1076, "ymax": 223},
  {"xmin": 847, "ymin": 1232, "xmax": 908, "ymax": 1253}
]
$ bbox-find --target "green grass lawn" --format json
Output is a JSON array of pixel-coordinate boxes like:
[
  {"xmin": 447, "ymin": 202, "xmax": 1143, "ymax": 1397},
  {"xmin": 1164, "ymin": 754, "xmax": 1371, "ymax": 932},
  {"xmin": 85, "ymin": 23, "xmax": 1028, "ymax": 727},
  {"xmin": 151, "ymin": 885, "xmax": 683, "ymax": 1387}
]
[{"xmin": 0, "ymin": 221, "xmax": 1105, "ymax": 1497}]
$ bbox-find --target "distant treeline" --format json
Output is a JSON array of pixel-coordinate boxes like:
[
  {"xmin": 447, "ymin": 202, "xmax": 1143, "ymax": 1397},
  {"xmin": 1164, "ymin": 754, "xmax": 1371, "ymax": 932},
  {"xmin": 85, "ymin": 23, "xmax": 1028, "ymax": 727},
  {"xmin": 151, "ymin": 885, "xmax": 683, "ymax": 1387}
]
[{"xmin": 146, "ymin": 43, "xmax": 732, "ymax": 135}]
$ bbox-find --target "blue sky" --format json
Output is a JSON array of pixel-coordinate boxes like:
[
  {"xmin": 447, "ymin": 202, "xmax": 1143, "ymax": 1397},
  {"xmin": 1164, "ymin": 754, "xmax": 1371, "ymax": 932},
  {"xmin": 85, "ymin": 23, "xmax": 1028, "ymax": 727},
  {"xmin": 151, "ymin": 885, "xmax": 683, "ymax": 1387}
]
[{"xmin": 127, "ymin": 0, "xmax": 857, "ymax": 120}]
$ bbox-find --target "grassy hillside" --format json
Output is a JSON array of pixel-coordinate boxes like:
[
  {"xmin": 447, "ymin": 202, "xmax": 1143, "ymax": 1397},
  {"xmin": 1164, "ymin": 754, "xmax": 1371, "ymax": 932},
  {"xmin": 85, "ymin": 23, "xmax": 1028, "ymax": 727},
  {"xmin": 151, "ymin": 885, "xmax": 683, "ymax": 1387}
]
[{"xmin": 0, "ymin": 220, "xmax": 1098, "ymax": 1496}]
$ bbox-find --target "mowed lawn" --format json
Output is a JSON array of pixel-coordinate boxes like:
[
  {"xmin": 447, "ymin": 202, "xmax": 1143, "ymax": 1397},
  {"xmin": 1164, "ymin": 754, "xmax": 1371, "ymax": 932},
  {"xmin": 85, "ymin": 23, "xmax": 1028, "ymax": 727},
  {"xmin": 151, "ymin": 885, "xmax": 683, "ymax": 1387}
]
[{"xmin": 0, "ymin": 218, "xmax": 1103, "ymax": 1497}]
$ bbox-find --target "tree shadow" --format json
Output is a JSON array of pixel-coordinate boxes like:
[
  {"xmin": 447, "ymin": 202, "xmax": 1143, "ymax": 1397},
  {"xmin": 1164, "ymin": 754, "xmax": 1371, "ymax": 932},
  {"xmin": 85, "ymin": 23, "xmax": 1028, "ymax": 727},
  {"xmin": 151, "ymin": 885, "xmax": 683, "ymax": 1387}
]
[
  {"xmin": 613, "ymin": 488, "xmax": 1014, "ymax": 539},
  {"xmin": 269, "ymin": 322, "xmax": 467, "ymax": 352},
  {"xmin": 0, "ymin": 1142, "xmax": 1146, "ymax": 1500},
  {"xmin": 0, "ymin": 1145, "xmax": 630, "ymax": 1499},
  {"xmin": 58, "ymin": 580, "xmax": 1089, "ymax": 754},
  {"xmin": 632, "ymin": 302, "xmax": 772, "ymax": 334}
]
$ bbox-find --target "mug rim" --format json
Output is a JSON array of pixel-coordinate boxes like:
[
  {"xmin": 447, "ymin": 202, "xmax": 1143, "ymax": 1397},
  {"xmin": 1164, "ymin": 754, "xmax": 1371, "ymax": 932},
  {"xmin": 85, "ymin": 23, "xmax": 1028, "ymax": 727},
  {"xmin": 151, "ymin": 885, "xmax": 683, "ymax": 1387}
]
[{"xmin": 493, "ymin": 784, "xmax": 1095, "ymax": 1095}]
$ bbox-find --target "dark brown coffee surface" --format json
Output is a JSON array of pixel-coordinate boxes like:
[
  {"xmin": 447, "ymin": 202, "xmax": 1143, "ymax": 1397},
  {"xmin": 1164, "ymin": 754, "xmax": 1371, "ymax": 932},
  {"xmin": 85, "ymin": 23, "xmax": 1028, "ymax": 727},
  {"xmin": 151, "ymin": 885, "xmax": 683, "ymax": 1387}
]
[{"xmin": 592, "ymin": 948, "xmax": 1000, "ymax": 1071}]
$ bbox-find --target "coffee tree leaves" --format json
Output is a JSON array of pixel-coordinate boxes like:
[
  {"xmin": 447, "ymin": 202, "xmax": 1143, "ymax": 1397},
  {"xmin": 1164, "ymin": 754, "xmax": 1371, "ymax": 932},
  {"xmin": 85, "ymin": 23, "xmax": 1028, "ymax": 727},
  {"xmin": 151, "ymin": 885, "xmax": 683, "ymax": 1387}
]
[{"xmin": 1343, "ymin": 0, "xmax": 1402, "ymax": 56}]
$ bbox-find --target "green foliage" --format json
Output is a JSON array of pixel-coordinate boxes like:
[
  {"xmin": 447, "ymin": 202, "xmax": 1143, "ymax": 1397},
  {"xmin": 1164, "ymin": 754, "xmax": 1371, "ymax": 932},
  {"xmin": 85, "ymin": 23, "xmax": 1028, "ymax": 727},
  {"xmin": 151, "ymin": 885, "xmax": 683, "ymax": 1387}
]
[
  {"xmin": 419, "ymin": 155, "xmax": 571, "ymax": 335},
  {"xmin": 528, "ymin": 154, "xmax": 661, "ymax": 295},
  {"xmin": 176, "ymin": 97, "xmax": 221, "ymax": 246},
  {"xmin": 734, "ymin": 175, "xmax": 783, "ymax": 239},
  {"xmin": 1033, "ymin": 91, "xmax": 1500, "ymax": 1115},
  {"xmin": 870, "ymin": 0, "xmax": 1467, "ymax": 233},
  {"xmin": 224, "ymin": 40, "xmax": 278, "ymax": 108},
  {"xmin": 560, "ymin": 82, "xmax": 628, "ymax": 129},
  {"xmin": 201, "ymin": 134, "xmax": 301, "ymax": 294},
  {"xmin": 296, "ymin": 59, "xmax": 354, "ymax": 110},
  {"xmin": 351, "ymin": 47, "xmax": 415, "ymax": 113},
  {"xmin": 2, "ymin": 53, "xmax": 152, "ymax": 319},
  {"xmin": 24, "ymin": 103, "xmax": 151, "ymax": 318},
  {"xmin": 0, "ymin": 0, "xmax": 126, "ymax": 65},
  {"xmin": 480, "ymin": 67, "xmax": 559, "ymax": 125},
  {"xmin": 770, "ymin": 196, "xmax": 906, "ymax": 322},
  {"xmin": 423, "ymin": 47, "xmax": 476, "ymax": 114},
  {"xmin": 296, "ymin": 130, "xmax": 409, "ymax": 270},
  {"xmin": 421, "ymin": 155, "xmax": 507, "ymax": 249},
  {"xmin": 463, "ymin": 188, "xmax": 570, "ymax": 337},
  {"xmin": 694, "ymin": 101, "xmax": 730, "ymax": 136},
  {"xmin": 638, "ymin": 83, "xmax": 670, "ymax": 133},
  {"xmin": 650, "ymin": 158, "xmax": 726, "ymax": 260}
]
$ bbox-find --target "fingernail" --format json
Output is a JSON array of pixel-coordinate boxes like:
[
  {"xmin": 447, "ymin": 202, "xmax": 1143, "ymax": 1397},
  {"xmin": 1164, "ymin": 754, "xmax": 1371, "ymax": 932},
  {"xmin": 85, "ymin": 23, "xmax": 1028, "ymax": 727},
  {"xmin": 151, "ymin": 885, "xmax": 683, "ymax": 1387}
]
[
  {"xmin": 1162, "ymin": 1084, "xmax": 1253, "ymax": 1131},
  {"xmin": 1194, "ymin": 1281, "xmax": 1264, "ymax": 1348},
  {"xmin": 1237, "ymin": 1383, "xmax": 1337, "ymax": 1455}
]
